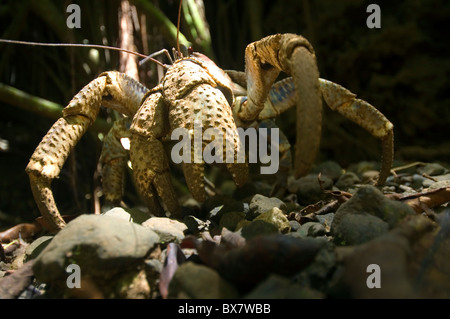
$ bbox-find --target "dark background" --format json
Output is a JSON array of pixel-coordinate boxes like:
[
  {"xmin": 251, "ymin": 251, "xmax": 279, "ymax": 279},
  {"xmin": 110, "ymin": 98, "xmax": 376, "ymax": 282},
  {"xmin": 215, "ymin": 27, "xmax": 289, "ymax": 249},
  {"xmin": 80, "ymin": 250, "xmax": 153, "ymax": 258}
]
[{"xmin": 0, "ymin": 0, "xmax": 449, "ymax": 228}]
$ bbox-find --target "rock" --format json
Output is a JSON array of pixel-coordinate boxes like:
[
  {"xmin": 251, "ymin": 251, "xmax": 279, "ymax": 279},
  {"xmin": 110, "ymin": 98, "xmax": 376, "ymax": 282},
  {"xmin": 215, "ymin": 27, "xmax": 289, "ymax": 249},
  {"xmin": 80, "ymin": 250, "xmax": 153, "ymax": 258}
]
[
  {"xmin": 336, "ymin": 172, "xmax": 361, "ymax": 189},
  {"xmin": 361, "ymin": 170, "xmax": 380, "ymax": 183},
  {"xmin": 142, "ymin": 217, "xmax": 187, "ymax": 243},
  {"xmin": 417, "ymin": 163, "xmax": 447, "ymax": 176},
  {"xmin": 293, "ymin": 239, "xmax": 337, "ymax": 292},
  {"xmin": 219, "ymin": 211, "xmax": 246, "ymax": 231},
  {"xmin": 331, "ymin": 185, "xmax": 415, "ymax": 245},
  {"xmin": 332, "ymin": 214, "xmax": 389, "ymax": 246},
  {"xmin": 214, "ymin": 235, "xmax": 325, "ymax": 291},
  {"xmin": 24, "ymin": 235, "xmax": 53, "ymax": 262},
  {"xmin": 235, "ymin": 218, "xmax": 251, "ymax": 231},
  {"xmin": 332, "ymin": 215, "xmax": 439, "ymax": 298},
  {"xmin": 241, "ymin": 220, "xmax": 279, "ymax": 240},
  {"xmin": 114, "ymin": 268, "xmax": 151, "ymax": 299},
  {"xmin": 288, "ymin": 174, "xmax": 333, "ymax": 205},
  {"xmin": 102, "ymin": 207, "xmax": 133, "ymax": 221},
  {"xmin": 253, "ymin": 207, "xmax": 291, "ymax": 234},
  {"xmin": 244, "ymin": 274, "xmax": 324, "ymax": 299},
  {"xmin": 297, "ymin": 222, "xmax": 326, "ymax": 237},
  {"xmin": 102, "ymin": 207, "xmax": 151, "ymax": 224},
  {"xmin": 422, "ymin": 175, "xmax": 450, "ymax": 188},
  {"xmin": 247, "ymin": 194, "xmax": 287, "ymax": 220},
  {"xmin": 312, "ymin": 161, "xmax": 343, "ymax": 181},
  {"xmin": 167, "ymin": 262, "xmax": 239, "ymax": 298},
  {"xmin": 347, "ymin": 161, "xmax": 378, "ymax": 175},
  {"xmin": 289, "ymin": 220, "xmax": 302, "ymax": 232},
  {"xmin": 33, "ymin": 214, "xmax": 160, "ymax": 284},
  {"xmin": 315, "ymin": 213, "xmax": 335, "ymax": 232}
]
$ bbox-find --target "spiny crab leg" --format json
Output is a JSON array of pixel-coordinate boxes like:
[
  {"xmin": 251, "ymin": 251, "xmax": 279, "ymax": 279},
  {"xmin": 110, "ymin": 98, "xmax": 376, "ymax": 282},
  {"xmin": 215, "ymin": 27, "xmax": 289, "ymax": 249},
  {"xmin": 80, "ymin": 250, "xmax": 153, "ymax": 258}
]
[
  {"xmin": 236, "ymin": 33, "xmax": 323, "ymax": 179},
  {"xmin": 26, "ymin": 72, "xmax": 148, "ymax": 232}
]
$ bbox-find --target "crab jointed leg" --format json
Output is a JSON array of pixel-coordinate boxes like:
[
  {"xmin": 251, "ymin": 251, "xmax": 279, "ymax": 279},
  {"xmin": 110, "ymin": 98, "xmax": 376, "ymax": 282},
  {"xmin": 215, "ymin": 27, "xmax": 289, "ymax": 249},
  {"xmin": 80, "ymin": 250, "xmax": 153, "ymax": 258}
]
[
  {"xmin": 319, "ymin": 79, "xmax": 394, "ymax": 185},
  {"xmin": 129, "ymin": 88, "xmax": 181, "ymax": 218},
  {"xmin": 237, "ymin": 33, "xmax": 323, "ymax": 179},
  {"xmin": 254, "ymin": 76, "xmax": 394, "ymax": 185},
  {"xmin": 26, "ymin": 72, "xmax": 148, "ymax": 232}
]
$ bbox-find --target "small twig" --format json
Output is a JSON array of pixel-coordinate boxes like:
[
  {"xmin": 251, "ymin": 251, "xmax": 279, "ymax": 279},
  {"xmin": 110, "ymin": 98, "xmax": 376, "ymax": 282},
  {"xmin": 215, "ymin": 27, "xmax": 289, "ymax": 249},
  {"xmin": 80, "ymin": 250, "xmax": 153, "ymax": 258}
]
[{"xmin": 421, "ymin": 173, "xmax": 439, "ymax": 182}]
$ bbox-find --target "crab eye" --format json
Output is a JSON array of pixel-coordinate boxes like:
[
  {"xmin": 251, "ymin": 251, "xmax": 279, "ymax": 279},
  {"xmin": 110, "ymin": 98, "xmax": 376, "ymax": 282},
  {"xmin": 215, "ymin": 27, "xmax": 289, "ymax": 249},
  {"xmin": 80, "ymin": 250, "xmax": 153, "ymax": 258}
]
[
  {"xmin": 260, "ymin": 62, "xmax": 273, "ymax": 70},
  {"xmin": 188, "ymin": 46, "xmax": 194, "ymax": 56}
]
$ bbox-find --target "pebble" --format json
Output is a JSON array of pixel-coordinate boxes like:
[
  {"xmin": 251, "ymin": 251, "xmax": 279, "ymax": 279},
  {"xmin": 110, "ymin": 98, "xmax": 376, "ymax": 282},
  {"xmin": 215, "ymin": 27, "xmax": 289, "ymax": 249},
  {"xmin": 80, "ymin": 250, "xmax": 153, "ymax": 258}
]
[
  {"xmin": 331, "ymin": 185, "xmax": 415, "ymax": 245},
  {"xmin": 219, "ymin": 211, "xmax": 246, "ymax": 231},
  {"xmin": 142, "ymin": 217, "xmax": 188, "ymax": 243},
  {"xmin": 296, "ymin": 222, "xmax": 326, "ymax": 237},
  {"xmin": 335, "ymin": 172, "xmax": 361, "ymax": 190},
  {"xmin": 244, "ymin": 274, "xmax": 324, "ymax": 299},
  {"xmin": 168, "ymin": 262, "xmax": 239, "ymax": 299},
  {"xmin": 247, "ymin": 194, "xmax": 287, "ymax": 220},
  {"xmin": 417, "ymin": 163, "xmax": 448, "ymax": 176},
  {"xmin": 252, "ymin": 207, "xmax": 291, "ymax": 234},
  {"xmin": 33, "ymin": 214, "xmax": 160, "ymax": 284},
  {"xmin": 288, "ymin": 174, "xmax": 333, "ymax": 205},
  {"xmin": 312, "ymin": 161, "xmax": 343, "ymax": 181}
]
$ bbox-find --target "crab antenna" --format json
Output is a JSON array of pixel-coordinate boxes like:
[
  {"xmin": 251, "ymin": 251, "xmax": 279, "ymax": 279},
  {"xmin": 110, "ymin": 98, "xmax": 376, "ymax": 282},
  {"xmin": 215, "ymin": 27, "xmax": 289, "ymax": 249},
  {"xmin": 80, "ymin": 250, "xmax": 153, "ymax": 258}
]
[
  {"xmin": 0, "ymin": 38, "xmax": 167, "ymax": 69},
  {"xmin": 176, "ymin": 0, "xmax": 183, "ymax": 56}
]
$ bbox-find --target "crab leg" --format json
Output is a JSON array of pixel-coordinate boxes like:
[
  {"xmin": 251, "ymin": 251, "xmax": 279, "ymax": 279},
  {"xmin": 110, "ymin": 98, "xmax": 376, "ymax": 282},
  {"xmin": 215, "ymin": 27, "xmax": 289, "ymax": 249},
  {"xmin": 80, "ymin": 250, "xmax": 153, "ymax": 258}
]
[
  {"xmin": 254, "ymin": 77, "xmax": 394, "ymax": 185},
  {"xmin": 129, "ymin": 90, "xmax": 182, "ymax": 218},
  {"xmin": 26, "ymin": 72, "xmax": 148, "ymax": 232},
  {"xmin": 319, "ymin": 79, "xmax": 394, "ymax": 185},
  {"xmin": 99, "ymin": 117, "xmax": 132, "ymax": 206},
  {"xmin": 237, "ymin": 34, "xmax": 322, "ymax": 179}
]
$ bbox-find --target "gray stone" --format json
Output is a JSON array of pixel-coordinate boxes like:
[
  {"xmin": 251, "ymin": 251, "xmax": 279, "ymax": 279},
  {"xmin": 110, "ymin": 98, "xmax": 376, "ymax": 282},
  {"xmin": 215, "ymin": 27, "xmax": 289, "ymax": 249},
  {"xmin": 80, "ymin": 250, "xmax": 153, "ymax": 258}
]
[
  {"xmin": 422, "ymin": 175, "xmax": 450, "ymax": 188},
  {"xmin": 219, "ymin": 211, "xmax": 246, "ymax": 231},
  {"xmin": 102, "ymin": 207, "xmax": 150, "ymax": 224},
  {"xmin": 312, "ymin": 161, "xmax": 343, "ymax": 181},
  {"xmin": 297, "ymin": 222, "xmax": 326, "ymax": 237},
  {"xmin": 24, "ymin": 235, "xmax": 53, "ymax": 262},
  {"xmin": 331, "ymin": 185, "xmax": 415, "ymax": 245},
  {"xmin": 332, "ymin": 213, "xmax": 389, "ymax": 245},
  {"xmin": 33, "ymin": 214, "xmax": 160, "ymax": 283},
  {"xmin": 315, "ymin": 213, "xmax": 335, "ymax": 230},
  {"xmin": 247, "ymin": 194, "xmax": 287, "ymax": 220},
  {"xmin": 336, "ymin": 172, "xmax": 361, "ymax": 189},
  {"xmin": 253, "ymin": 207, "xmax": 291, "ymax": 234},
  {"xmin": 241, "ymin": 220, "xmax": 279, "ymax": 240},
  {"xmin": 142, "ymin": 217, "xmax": 187, "ymax": 243},
  {"xmin": 288, "ymin": 174, "xmax": 333, "ymax": 205},
  {"xmin": 244, "ymin": 274, "xmax": 324, "ymax": 299},
  {"xmin": 417, "ymin": 163, "xmax": 448, "ymax": 176},
  {"xmin": 289, "ymin": 220, "xmax": 302, "ymax": 232},
  {"xmin": 168, "ymin": 262, "xmax": 239, "ymax": 298}
]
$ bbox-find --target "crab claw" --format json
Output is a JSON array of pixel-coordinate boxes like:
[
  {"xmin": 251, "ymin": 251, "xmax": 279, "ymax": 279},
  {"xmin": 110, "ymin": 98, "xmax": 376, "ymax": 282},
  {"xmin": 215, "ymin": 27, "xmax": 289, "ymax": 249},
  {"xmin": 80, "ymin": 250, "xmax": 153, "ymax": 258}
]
[
  {"xmin": 238, "ymin": 34, "xmax": 322, "ymax": 179},
  {"xmin": 162, "ymin": 58, "xmax": 249, "ymax": 203}
]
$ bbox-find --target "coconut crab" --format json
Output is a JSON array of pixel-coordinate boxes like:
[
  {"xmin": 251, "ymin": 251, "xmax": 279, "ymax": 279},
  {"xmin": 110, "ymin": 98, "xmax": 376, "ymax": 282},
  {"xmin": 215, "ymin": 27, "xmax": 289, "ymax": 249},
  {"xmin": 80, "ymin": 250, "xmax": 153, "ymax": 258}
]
[{"xmin": 25, "ymin": 33, "xmax": 394, "ymax": 232}]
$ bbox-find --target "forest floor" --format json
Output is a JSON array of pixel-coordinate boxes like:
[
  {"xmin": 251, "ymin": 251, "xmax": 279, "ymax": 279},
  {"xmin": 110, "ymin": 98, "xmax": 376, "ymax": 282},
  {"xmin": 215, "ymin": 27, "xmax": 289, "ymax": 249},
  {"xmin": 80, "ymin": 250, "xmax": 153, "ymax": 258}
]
[{"xmin": 1, "ymin": 160, "xmax": 450, "ymax": 299}]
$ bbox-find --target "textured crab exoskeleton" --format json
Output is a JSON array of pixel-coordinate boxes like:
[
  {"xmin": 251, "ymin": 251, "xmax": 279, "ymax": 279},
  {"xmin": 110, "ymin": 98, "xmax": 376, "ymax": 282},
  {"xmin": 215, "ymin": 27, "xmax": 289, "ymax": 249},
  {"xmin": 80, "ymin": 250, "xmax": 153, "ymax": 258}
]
[
  {"xmin": 26, "ymin": 33, "xmax": 394, "ymax": 232},
  {"xmin": 26, "ymin": 55, "xmax": 250, "ymax": 232}
]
